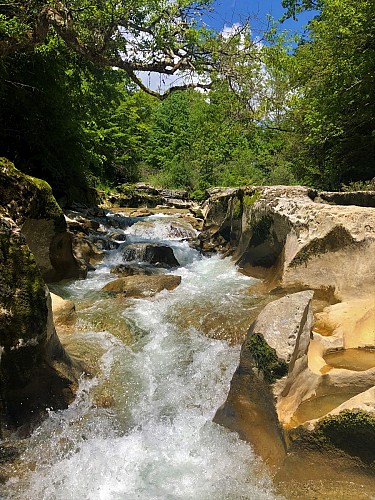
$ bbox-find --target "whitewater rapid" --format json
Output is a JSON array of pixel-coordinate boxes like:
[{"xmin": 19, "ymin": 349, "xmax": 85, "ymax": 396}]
[{"xmin": 3, "ymin": 215, "xmax": 281, "ymax": 499}]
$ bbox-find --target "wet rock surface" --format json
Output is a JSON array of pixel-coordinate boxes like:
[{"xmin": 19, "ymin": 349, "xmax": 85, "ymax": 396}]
[
  {"xmin": 0, "ymin": 217, "xmax": 80, "ymax": 435},
  {"xmin": 102, "ymin": 274, "xmax": 182, "ymax": 298},
  {"xmin": 122, "ymin": 243, "xmax": 180, "ymax": 268}
]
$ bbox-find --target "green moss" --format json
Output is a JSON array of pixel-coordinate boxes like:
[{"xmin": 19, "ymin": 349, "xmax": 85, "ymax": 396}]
[
  {"xmin": 250, "ymin": 215, "xmax": 273, "ymax": 247},
  {"xmin": 243, "ymin": 190, "xmax": 261, "ymax": 207},
  {"xmin": 0, "ymin": 230, "xmax": 47, "ymax": 353},
  {"xmin": 26, "ymin": 175, "xmax": 62, "ymax": 219},
  {"xmin": 116, "ymin": 183, "xmax": 136, "ymax": 198},
  {"xmin": 0, "ymin": 158, "xmax": 63, "ymax": 221},
  {"xmin": 290, "ymin": 226, "xmax": 355, "ymax": 267},
  {"xmin": 314, "ymin": 409, "xmax": 375, "ymax": 466},
  {"xmin": 232, "ymin": 198, "xmax": 242, "ymax": 219},
  {"xmin": 247, "ymin": 332, "xmax": 288, "ymax": 384}
]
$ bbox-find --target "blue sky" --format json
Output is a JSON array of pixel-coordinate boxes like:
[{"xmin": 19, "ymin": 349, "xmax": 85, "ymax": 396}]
[{"xmin": 204, "ymin": 0, "xmax": 315, "ymax": 36}]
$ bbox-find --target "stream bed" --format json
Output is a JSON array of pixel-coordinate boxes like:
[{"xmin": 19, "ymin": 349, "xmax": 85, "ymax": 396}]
[{"xmin": 2, "ymin": 213, "xmax": 281, "ymax": 499}]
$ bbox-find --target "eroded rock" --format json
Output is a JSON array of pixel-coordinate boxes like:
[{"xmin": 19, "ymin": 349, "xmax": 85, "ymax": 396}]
[
  {"xmin": 102, "ymin": 274, "xmax": 181, "ymax": 298},
  {"xmin": 201, "ymin": 186, "xmax": 375, "ymax": 301},
  {"xmin": 0, "ymin": 217, "xmax": 80, "ymax": 434},
  {"xmin": 0, "ymin": 158, "xmax": 87, "ymax": 282}
]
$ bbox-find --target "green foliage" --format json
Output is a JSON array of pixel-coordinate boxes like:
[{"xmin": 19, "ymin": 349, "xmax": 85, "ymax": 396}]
[
  {"xmin": 282, "ymin": 0, "xmax": 375, "ymax": 189},
  {"xmin": 247, "ymin": 332, "xmax": 288, "ymax": 384},
  {"xmin": 281, "ymin": 0, "xmax": 323, "ymax": 21},
  {"xmin": 0, "ymin": 36, "xmax": 156, "ymax": 201},
  {"xmin": 143, "ymin": 81, "xmax": 296, "ymax": 192},
  {"xmin": 243, "ymin": 191, "xmax": 261, "ymax": 207}
]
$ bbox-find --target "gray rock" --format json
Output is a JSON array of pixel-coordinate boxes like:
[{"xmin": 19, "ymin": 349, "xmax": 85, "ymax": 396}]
[{"xmin": 122, "ymin": 243, "xmax": 180, "ymax": 268}]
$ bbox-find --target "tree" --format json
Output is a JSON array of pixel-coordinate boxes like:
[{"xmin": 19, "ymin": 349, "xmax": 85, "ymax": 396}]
[
  {"xmin": 281, "ymin": 0, "xmax": 323, "ymax": 21},
  {"xmin": 0, "ymin": 35, "xmax": 157, "ymax": 200},
  {"xmin": 0, "ymin": 0, "xmax": 225, "ymax": 99},
  {"xmin": 285, "ymin": 0, "xmax": 375, "ymax": 188}
]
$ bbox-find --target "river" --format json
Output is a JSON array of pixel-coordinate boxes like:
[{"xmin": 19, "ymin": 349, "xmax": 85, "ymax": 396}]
[{"xmin": 2, "ymin": 213, "xmax": 281, "ymax": 499}]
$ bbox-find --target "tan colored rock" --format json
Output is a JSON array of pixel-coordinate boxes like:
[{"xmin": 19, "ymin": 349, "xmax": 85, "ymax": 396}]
[
  {"xmin": 102, "ymin": 274, "xmax": 181, "ymax": 298},
  {"xmin": 214, "ymin": 291, "xmax": 315, "ymax": 466},
  {"xmin": 50, "ymin": 292, "xmax": 77, "ymax": 327},
  {"xmin": 202, "ymin": 185, "xmax": 375, "ymax": 300},
  {"xmin": 251, "ymin": 290, "xmax": 314, "ymax": 370},
  {"xmin": 129, "ymin": 207, "xmax": 155, "ymax": 217},
  {"xmin": 314, "ymin": 297, "xmax": 375, "ymax": 349}
]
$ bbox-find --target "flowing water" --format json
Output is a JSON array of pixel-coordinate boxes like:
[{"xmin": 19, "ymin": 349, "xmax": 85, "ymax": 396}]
[{"xmin": 2, "ymin": 214, "xmax": 281, "ymax": 499}]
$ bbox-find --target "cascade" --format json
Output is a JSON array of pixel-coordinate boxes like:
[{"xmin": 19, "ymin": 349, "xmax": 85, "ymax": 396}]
[{"xmin": 3, "ymin": 214, "xmax": 280, "ymax": 499}]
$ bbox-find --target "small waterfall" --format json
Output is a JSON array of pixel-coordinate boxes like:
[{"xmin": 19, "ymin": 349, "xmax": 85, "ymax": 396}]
[{"xmin": 3, "ymin": 214, "xmax": 281, "ymax": 499}]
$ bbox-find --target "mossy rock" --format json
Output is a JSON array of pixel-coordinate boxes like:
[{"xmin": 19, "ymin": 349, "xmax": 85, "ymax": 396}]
[
  {"xmin": 0, "ymin": 158, "xmax": 63, "ymax": 225},
  {"xmin": 247, "ymin": 332, "xmax": 288, "ymax": 384},
  {"xmin": 315, "ymin": 410, "xmax": 375, "ymax": 466},
  {"xmin": 243, "ymin": 190, "xmax": 261, "ymax": 207},
  {"xmin": 290, "ymin": 226, "xmax": 356, "ymax": 267}
]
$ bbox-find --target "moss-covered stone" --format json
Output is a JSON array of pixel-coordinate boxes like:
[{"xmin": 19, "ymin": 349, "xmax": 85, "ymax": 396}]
[
  {"xmin": 247, "ymin": 332, "xmax": 288, "ymax": 384},
  {"xmin": 25, "ymin": 176, "xmax": 63, "ymax": 220},
  {"xmin": 0, "ymin": 157, "xmax": 63, "ymax": 224},
  {"xmin": 0, "ymin": 158, "xmax": 87, "ymax": 282},
  {"xmin": 314, "ymin": 410, "xmax": 375, "ymax": 466},
  {"xmin": 290, "ymin": 226, "xmax": 356, "ymax": 267},
  {"xmin": 0, "ymin": 219, "xmax": 79, "ymax": 433}
]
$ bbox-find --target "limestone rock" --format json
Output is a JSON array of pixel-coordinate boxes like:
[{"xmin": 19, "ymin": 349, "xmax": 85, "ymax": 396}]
[
  {"xmin": 122, "ymin": 243, "xmax": 180, "ymax": 268},
  {"xmin": 50, "ymin": 292, "xmax": 77, "ymax": 328},
  {"xmin": 0, "ymin": 158, "xmax": 87, "ymax": 282},
  {"xmin": 202, "ymin": 185, "xmax": 375, "ymax": 300},
  {"xmin": 274, "ymin": 297, "xmax": 375, "ymax": 429},
  {"xmin": 214, "ymin": 290, "xmax": 315, "ymax": 466},
  {"xmin": 0, "ymin": 217, "xmax": 80, "ymax": 434},
  {"xmin": 102, "ymin": 274, "xmax": 181, "ymax": 298},
  {"xmin": 250, "ymin": 290, "xmax": 314, "ymax": 374}
]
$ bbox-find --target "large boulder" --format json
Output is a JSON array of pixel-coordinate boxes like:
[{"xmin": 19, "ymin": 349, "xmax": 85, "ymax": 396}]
[
  {"xmin": 122, "ymin": 243, "xmax": 180, "ymax": 268},
  {"xmin": 201, "ymin": 186, "xmax": 375, "ymax": 301},
  {"xmin": 0, "ymin": 216, "xmax": 80, "ymax": 435},
  {"xmin": 214, "ymin": 291, "xmax": 314, "ymax": 466},
  {"xmin": 102, "ymin": 274, "xmax": 181, "ymax": 298},
  {"xmin": 0, "ymin": 158, "xmax": 87, "ymax": 282},
  {"xmin": 215, "ymin": 290, "xmax": 375, "ymax": 468}
]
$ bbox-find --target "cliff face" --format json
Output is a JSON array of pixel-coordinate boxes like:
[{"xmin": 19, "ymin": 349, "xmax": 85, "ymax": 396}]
[
  {"xmin": 0, "ymin": 159, "xmax": 82, "ymax": 435},
  {"xmin": 202, "ymin": 186, "xmax": 375, "ymax": 469}
]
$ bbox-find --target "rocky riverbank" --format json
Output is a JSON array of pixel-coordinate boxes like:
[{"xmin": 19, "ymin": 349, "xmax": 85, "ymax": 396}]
[
  {"xmin": 199, "ymin": 185, "xmax": 375, "ymax": 480},
  {"xmin": 1, "ymin": 159, "xmax": 374, "ymax": 496}
]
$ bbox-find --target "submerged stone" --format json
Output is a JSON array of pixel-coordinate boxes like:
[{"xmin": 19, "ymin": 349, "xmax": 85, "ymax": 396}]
[{"xmin": 102, "ymin": 274, "xmax": 182, "ymax": 298}]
